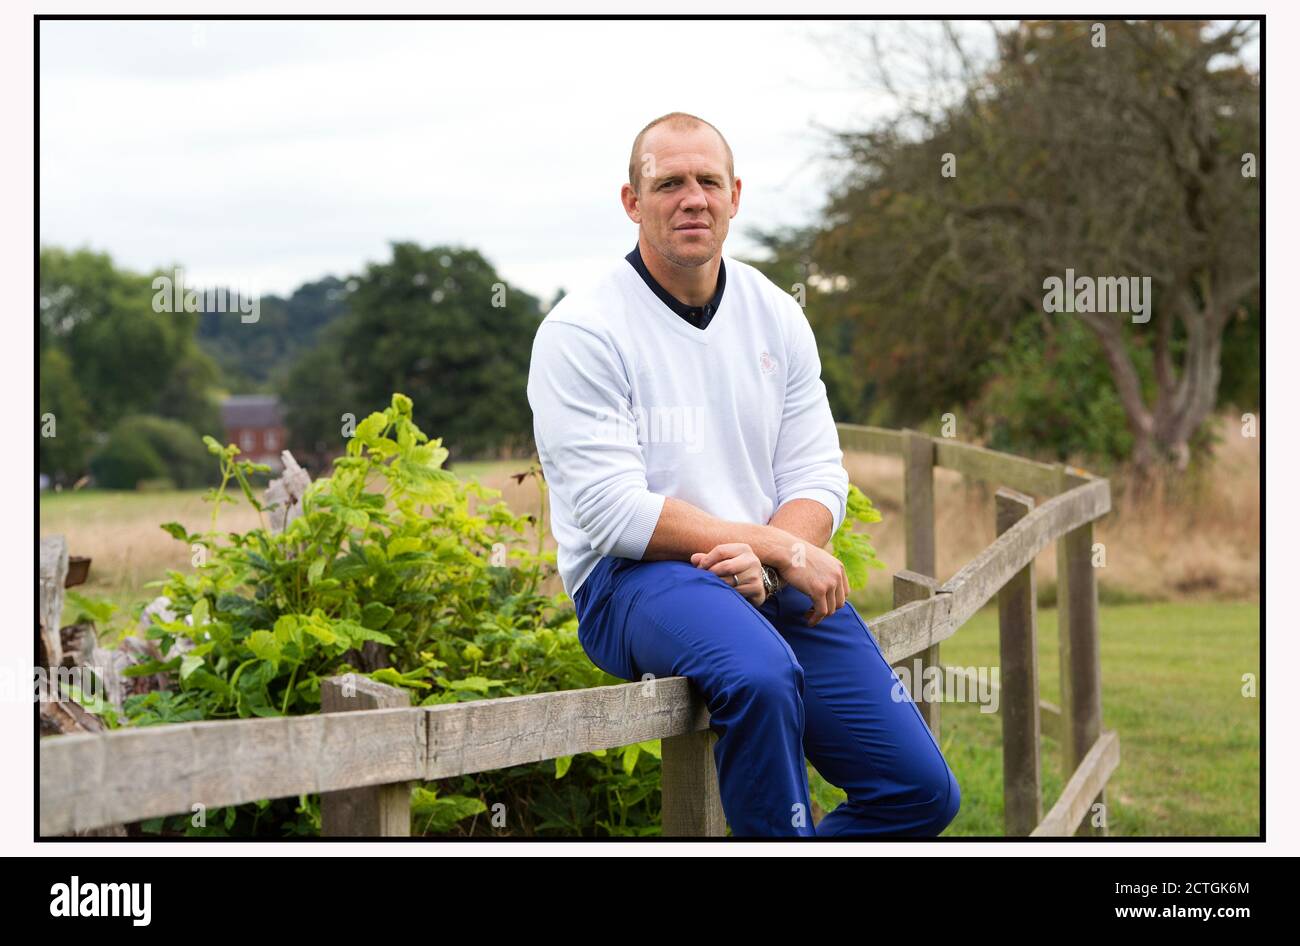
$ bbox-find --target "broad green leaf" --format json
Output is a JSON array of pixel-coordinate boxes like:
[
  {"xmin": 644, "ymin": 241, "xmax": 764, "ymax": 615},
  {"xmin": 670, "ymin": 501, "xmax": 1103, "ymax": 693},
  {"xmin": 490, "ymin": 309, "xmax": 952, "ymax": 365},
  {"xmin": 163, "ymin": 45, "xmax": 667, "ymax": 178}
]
[
  {"xmin": 437, "ymin": 675, "xmax": 506, "ymax": 694},
  {"xmin": 360, "ymin": 602, "xmax": 395, "ymax": 630},
  {"xmin": 301, "ymin": 621, "xmax": 338, "ymax": 646},
  {"xmin": 245, "ymin": 630, "xmax": 280, "ymax": 662},
  {"xmin": 160, "ymin": 522, "xmax": 190, "ymax": 542},
  {"xmin": 387, "ymin": 536, "xmax": 423, "ymax": 558}
]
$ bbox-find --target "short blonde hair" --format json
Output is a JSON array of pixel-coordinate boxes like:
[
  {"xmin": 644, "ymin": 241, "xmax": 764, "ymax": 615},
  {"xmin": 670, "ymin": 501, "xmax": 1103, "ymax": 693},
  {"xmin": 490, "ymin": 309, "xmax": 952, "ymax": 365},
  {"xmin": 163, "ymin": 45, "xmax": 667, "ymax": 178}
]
[{"xmin": 628, "ymin": 112, "xmax": 734, "ymax": 194}]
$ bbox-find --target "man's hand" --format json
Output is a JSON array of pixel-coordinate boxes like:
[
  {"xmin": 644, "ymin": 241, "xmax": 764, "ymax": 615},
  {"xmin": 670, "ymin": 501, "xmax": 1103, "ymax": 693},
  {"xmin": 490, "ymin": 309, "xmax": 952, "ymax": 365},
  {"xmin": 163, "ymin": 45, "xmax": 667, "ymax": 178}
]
[
  {"xmin": 692, "ymin": 543, "xmax": 767, "ymax": 607},
  {"xmin": 776, "ymin": 541, "xmax": 848, "ymax": 626}
]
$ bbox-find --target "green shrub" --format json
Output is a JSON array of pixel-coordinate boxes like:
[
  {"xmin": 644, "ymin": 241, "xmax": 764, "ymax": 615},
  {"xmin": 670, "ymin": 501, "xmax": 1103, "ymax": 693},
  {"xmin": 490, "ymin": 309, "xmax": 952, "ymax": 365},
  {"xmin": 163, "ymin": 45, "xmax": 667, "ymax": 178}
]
[
  {"xmin": 90, "ymin": 424, "xmax": 167, "ymax": 489},
  {"xmin": 971, "ymin": 317, "xmax": 1140, "ymax": 465},
  {"xmin": 91, "ymin": 415, "xmax": 215, "ymax": 490}
]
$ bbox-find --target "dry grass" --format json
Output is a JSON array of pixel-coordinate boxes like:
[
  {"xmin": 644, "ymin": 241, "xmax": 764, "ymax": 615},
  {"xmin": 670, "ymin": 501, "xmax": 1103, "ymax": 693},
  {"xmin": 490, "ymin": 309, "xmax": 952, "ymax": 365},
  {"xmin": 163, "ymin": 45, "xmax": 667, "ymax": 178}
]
[
  {"xmin": 40, "ymin": 491, "xmax": 263, "ymax": 610},
  {"xmin": 843, "ymin": 410, "xmax": 1260, "ymax": 606}
]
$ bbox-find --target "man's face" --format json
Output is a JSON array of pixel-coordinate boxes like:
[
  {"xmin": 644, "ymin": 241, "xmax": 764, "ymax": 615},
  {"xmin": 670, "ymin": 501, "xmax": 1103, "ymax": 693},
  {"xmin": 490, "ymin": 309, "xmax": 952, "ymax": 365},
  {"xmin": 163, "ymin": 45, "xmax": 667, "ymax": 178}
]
[{"xmin": 622, "ymin": 123, "xmax": 740, "ymax": 268}]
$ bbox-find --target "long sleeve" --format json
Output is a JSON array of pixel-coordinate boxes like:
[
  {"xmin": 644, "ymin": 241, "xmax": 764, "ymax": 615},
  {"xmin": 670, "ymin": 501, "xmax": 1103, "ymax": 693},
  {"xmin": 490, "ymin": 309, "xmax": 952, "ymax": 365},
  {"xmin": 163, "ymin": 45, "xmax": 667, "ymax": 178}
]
[
  {"xmin": 771, "ymin": 298, "xmax": 849, "ymax": 534},
  {"xmin": 527, "ymin": 319, "xmax": 666, "ymax": 560}
]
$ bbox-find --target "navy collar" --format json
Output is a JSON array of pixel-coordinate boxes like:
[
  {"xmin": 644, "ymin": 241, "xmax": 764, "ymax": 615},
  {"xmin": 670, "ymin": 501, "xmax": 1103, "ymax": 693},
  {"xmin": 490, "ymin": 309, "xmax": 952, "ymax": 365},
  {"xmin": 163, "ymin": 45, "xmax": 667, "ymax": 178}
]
[{"xmin": 625, "ymin": 243, "xmax": 725, "ymax": 330}]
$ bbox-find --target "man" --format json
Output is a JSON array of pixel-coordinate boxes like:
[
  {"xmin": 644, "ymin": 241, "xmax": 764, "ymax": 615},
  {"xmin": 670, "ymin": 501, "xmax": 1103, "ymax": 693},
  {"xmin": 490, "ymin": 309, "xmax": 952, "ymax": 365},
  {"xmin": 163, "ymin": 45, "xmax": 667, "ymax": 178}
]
[{"xmin": 526, "ymin": 111, "xmax": 960, "ymax": 837}]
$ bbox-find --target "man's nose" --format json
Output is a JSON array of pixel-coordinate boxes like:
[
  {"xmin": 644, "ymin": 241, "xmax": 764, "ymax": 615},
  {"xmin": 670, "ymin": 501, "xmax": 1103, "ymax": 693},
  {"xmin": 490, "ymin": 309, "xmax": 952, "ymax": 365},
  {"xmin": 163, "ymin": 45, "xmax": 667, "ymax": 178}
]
[{"xmin": 680, "ymin": 182, "xmax": 708, "ymax": 208}]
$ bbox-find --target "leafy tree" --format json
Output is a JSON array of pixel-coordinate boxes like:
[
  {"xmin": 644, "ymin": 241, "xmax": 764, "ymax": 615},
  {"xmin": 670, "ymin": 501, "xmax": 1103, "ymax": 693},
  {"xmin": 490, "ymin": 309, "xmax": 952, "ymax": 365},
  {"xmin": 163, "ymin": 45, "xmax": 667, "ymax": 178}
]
[
  {"xmin": 197, "ymin": 276, "xmax": 350, "ymax": 389},
  {"xmin": 280, "ymin": 322, "xmax": 359, "ymax": 466},
  {"xmin": 39, "ymin": 247, "xmax": 223, "ymax": 442},
  {"xmin": 778, "ymin": 20, "xmax": 1259, "ymax": 470},
  {"xmin": 38, "ymin": 347, "xmax": 94, "ymax": 483},
  {"xmin": 286, "ymin": 243, "xmax": 543, "ymax": 460}
]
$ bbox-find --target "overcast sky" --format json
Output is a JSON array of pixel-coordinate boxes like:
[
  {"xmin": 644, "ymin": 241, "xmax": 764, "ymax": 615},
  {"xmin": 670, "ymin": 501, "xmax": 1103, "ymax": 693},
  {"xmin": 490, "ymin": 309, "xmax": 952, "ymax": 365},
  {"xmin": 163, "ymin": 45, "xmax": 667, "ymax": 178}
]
[{"xmin": 38, "ymin": 18, "xmax": 919, "ymax": 304}]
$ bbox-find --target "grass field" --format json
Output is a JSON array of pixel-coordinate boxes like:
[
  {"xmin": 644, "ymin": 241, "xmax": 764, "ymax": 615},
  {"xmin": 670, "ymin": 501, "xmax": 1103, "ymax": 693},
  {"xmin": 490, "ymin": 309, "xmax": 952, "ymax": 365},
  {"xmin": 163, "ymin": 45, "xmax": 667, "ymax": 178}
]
[{"xmin": 925, "ymin": 600, "xmax": 1260, "ymax": 837}]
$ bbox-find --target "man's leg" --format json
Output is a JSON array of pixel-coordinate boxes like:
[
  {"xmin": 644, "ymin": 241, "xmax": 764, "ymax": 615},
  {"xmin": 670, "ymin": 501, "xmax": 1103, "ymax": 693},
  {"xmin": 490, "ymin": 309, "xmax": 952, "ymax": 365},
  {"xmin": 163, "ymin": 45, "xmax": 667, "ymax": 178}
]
[
  {"xmin": 573, "ymin": 555, "xmax": 817, "ymax": 836},
  {"xmin": 757, "ymin": 582, "xmax": 962, "ymax": 837}
]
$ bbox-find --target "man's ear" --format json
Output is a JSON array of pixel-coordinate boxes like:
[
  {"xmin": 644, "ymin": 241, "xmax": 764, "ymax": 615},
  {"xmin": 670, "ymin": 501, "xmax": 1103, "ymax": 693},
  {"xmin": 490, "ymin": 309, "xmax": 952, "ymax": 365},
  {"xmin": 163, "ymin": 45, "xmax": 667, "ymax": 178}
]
[{"xmin": 620, "ymin": 182, "xmax": 641, "ymax": 223}]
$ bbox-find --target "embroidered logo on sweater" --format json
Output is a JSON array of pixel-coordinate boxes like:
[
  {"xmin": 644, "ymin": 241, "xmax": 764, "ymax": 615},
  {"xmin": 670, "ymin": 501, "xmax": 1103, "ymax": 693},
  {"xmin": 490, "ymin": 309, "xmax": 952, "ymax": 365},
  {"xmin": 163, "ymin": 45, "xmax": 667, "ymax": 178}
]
[{"xmin": 759, "ymin": 351, "xmax": 779, "ymax": 376}]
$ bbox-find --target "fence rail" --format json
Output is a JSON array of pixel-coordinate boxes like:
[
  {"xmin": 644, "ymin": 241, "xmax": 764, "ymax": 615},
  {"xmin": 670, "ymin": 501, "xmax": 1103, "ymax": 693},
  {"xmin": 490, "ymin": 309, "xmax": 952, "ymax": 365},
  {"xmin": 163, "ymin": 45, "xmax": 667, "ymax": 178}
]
[{"xmin": 39, "ymin": 424, "xmax": 1117, "ymax": 837}]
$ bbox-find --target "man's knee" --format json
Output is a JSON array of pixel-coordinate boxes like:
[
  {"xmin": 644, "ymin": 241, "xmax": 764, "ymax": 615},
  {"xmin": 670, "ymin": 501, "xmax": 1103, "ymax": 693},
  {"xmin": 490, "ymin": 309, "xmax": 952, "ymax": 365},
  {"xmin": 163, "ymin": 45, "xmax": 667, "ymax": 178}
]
[{"xmin": 919, "ymin": 765, "xmax": 961, "ymax": 835}]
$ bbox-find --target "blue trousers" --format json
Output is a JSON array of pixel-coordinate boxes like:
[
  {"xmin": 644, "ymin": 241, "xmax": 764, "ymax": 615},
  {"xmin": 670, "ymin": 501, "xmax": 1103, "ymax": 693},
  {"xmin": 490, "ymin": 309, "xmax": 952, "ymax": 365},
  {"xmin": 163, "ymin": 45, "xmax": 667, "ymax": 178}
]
[{"xmin": 572, "ymin": 555, "xmax": 961, "ymax": 837}]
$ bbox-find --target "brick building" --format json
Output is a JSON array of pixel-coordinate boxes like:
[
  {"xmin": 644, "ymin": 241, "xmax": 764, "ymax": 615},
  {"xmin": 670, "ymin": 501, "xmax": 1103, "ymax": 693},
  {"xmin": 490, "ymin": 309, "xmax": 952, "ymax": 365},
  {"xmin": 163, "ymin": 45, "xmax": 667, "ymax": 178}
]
[{"xmin": 221, "ymin": 395, "xmax": 287, "ymax": 472}]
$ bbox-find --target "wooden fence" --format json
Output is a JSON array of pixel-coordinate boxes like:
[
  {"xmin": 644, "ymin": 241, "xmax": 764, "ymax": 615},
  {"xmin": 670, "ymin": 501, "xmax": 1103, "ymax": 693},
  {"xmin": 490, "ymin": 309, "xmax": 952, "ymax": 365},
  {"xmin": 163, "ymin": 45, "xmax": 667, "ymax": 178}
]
[{"xmin": 39, "ymin": 425, "xmax": 1117, "ymax": 837}]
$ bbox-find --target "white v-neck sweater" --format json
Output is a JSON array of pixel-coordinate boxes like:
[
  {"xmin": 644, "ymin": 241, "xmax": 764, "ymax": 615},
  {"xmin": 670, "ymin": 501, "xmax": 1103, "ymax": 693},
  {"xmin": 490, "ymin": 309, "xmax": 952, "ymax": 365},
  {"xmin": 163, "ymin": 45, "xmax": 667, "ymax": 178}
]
[{"xmin": 526, "ymin": 252, "xmax": 849, "ymax": 599}]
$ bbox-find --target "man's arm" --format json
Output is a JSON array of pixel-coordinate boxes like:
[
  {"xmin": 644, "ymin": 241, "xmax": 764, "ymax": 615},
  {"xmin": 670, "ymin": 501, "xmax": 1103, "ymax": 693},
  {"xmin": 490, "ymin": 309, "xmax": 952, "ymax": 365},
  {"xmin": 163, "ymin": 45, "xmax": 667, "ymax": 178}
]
[
  {"xmin": 527, "ymin": 321, "xmax": 668, "ymax": 560},
  {"xmin": 643, "ymin": 496, "xmax": 805, "ymax": 570},
  {"xmin": 769, "ymin": 296, "xmax": 850, "ymax": 539},
  {"xmin": 767, "ymin": 497, "xmax": 833, "ymax": 552}
]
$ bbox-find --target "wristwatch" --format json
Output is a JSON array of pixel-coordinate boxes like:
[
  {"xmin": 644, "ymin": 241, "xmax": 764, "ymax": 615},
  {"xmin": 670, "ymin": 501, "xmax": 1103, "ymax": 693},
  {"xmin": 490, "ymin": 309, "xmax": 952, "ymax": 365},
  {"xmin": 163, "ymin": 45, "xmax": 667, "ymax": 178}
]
[{"xmin": 760, "ymin": 565, "xmax": 782, "ymax": 597}]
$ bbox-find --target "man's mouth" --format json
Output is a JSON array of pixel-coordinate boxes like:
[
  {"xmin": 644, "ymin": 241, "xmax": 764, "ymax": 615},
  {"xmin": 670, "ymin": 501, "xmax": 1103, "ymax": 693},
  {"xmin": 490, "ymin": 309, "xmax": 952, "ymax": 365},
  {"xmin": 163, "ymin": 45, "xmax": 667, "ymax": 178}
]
[{"xmin": 675, "ymin": 223, "xmax": 710, "ymax": 231}]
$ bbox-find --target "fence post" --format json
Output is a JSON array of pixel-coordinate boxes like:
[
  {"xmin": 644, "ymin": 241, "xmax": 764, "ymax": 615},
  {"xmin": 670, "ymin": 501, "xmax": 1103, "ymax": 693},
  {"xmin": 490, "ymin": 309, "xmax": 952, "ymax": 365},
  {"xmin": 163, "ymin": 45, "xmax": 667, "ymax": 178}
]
[
  {"xmin": 1055, "ymin": 467, "xmax": 1107, "ymax": 836},
  {"xmin": 902, "ymin": 430, "xmax": 937, "ymax": 577},
  {"xmin": 661, "ymin": 726, "xmax": 727, "ymax": 837},
  {"xmin": 893, "ymin": 570, "xmax": 941, "ymax": 736},
  {"xmin": 39, "ymin": 535, "xmax": 68, "ymax": 668},
  {"xmin": 995, "ymin": 488, "xmax": 1042, "ymax": 836},
  {"xmin": 901, "ymin": 429, "xmax": 939, "ymax": 735},
  {"xmin": 320, "ymin": 675, "xmax": 413, "ymax": 837}
]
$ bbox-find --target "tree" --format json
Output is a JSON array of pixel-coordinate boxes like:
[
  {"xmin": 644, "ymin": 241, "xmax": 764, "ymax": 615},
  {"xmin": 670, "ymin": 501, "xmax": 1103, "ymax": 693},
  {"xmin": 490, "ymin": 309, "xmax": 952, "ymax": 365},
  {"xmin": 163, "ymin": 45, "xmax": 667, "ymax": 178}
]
[
  {"xmin": 197, "ymin": 275, "xmax": 350, "ymax": 389},
  {"xmin": 287, "ymin": 243, "xmax": 543, "ymax": 460},
  {"xmin": 803, "ymin": 19, "xmax": 1259, "ymax": 470},
  {"xmin": 39, "ymin": 247, "xmax": 224, "ymax": 435},
  {"xmin": 38, "ymin": 347, "xmax": 94, "ymax": 483},
  {"xmin": 280, "ymin": 322, "xmax": 359, "ymax": 469}
]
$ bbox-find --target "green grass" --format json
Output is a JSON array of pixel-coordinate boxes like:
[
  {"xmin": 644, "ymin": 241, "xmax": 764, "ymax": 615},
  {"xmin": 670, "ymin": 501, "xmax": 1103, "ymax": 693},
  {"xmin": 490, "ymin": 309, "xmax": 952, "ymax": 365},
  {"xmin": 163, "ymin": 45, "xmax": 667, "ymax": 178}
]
[{"xmin": 918, "ymin": 601, "xmax": 1260, "ymax": 837}]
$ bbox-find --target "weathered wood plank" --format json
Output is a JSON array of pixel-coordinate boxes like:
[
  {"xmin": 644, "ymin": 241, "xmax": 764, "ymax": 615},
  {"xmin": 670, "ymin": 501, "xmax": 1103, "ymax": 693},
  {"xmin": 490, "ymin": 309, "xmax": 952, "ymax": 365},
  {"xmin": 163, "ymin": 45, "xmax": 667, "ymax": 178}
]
[
  {"xmin": 39, "ymin": 535, "xmax": 68, "ymax": 667},
  {"xmin": 903, "ymin": 430, "xmax": 936, "ymax": 578},
  {"xmin": 836, "ymin": 422, "xmax": 904, "ymax": 457},
  {"xmin": 995, "ymin": 488, "xmax": 1042, "ymax": 836},
  {"xmin": 424, "ymin": 676, "xmax": 706, "ymax": 779},
  {"xmin": 933, "ymin": 440, "xmax": 1062, "ymax": 496},
  {"xmin": 939, "ymin": 478, "xmax": 1110, "ymax": 629},
  {"xmin": 868, "ymin": 593, "xmax": 956, "ymax": 665},
  {"xmin": 892, "ymin": 570, "xmax": 940, "ymax": 737},
  {"xmin": 1031, "ymin": 730, "xmax": 1120, "ymax": 837},
  {"xmin": 662, "ymin": 727, "xmax": 726, "ymax": 837},
  {"xmin": 1056, "ymin": 468, "xmax": 1107, "ymax": 837},
  {"xmin": 40, "ymin": 706, "xmax": 427, "ymax": 835},
  {"xmin": 320, "ymin": 676, "xmax": 412, "ymax": 837}
]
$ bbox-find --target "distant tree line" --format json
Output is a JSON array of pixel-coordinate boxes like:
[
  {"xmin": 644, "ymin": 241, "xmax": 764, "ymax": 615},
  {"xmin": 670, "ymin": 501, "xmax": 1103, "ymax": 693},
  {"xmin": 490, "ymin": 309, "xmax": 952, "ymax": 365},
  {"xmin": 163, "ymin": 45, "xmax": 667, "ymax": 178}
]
[{"xmin": 38, "ymin": 243, "xmax": 548, "ymax": 487}]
